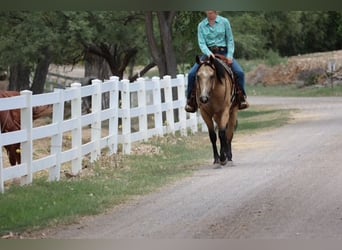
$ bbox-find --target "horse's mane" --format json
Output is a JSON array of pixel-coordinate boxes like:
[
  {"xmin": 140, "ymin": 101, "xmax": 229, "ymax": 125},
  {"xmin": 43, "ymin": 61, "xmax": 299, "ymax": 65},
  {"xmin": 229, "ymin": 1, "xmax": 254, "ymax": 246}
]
[
  {"xmin": 212, "ymin": 58, "xmax": 227, "ymax": 83},
  {"xmin": 199, "ymin": 57, "xmax": 227, "ymax": 84}
]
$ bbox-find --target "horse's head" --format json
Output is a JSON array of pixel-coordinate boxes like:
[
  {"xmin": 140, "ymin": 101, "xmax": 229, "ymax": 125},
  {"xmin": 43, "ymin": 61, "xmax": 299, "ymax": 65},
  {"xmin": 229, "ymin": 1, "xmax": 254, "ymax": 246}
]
[{"xmin": 196, "ymin": 55, "xmax": 218, "ymax": 104}]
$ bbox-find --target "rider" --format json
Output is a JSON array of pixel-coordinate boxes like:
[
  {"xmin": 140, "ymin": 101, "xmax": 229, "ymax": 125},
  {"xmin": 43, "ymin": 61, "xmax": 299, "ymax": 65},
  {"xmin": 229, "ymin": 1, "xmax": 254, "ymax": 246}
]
[{"xmin": 185, "ymin": 11, "xmax": 249, "ymax": 112}]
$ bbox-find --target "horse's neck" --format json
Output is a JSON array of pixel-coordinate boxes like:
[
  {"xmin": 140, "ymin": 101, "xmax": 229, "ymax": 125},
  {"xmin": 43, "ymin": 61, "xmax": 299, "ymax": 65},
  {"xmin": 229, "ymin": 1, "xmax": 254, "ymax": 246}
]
[{"xmin": 212, "ymin": 77, "xmax": 231, "ymax": 102}]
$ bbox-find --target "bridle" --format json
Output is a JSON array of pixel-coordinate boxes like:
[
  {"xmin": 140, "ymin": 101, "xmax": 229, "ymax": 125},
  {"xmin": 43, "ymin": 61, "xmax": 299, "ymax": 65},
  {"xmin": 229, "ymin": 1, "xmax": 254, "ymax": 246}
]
[{"xmin": 197, "ymin": 60, "xmax": 230, "ymax": 102}]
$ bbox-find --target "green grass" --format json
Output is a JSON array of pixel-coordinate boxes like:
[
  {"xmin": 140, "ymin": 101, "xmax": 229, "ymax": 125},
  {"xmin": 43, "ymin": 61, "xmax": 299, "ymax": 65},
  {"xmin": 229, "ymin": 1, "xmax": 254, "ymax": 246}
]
[
  {"xmin": 0, "ymin": 107, "xmax": 292, "ymax": 237},
  {"xmin": 238, "ymin": 109, "xmax": 293, "ymax": 132},
  {"xmin": 248, "ymin": 84, "xmax": 342, "ymax": 97}
]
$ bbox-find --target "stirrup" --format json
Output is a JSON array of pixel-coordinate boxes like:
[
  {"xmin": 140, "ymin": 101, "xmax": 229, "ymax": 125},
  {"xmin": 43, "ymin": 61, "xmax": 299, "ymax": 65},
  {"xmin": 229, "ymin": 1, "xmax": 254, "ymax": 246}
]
[{"xmin": 238, "ymin": 100, "xmax": 249, "ymax": 110}]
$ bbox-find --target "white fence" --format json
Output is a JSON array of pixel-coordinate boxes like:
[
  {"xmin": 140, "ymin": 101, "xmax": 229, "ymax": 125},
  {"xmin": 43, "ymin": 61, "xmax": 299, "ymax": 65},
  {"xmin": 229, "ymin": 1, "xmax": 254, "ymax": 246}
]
[{"xmin": 0, "ymin": 74, "xmax": 207, "ymax": 192}]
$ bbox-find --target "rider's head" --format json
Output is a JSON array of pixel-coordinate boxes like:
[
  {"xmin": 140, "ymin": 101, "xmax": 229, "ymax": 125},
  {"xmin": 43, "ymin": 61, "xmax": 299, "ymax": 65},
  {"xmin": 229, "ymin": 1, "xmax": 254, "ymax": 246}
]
[{"xmin": 206, "ymin": 11, "xmax": 218, "ymax": 22}]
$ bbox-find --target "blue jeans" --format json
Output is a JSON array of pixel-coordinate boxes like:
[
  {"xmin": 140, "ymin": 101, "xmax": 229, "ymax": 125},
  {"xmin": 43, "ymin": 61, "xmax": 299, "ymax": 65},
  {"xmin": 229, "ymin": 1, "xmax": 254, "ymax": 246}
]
[{"xmin": 187, "ymin": 55, "xmax": 246, "ymax": 99}]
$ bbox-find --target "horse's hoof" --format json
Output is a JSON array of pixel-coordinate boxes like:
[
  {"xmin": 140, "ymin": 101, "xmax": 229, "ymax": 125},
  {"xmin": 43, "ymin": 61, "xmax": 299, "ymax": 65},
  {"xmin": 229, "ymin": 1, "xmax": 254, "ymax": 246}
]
[{"xmin": 220, "ymin": 159, "xmax": 228, "ymax": 166}]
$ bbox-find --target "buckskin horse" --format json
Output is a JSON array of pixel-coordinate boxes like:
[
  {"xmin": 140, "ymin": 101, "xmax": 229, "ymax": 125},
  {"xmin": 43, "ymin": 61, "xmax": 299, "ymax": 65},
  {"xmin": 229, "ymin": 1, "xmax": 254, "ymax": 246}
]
[
  {"xmin": 195, "ymin": 55, "xmax": 239, "ymax": 168},
  {"xmin": 0, "ymin": 90, "xmax": 52, "ymax": 166}
]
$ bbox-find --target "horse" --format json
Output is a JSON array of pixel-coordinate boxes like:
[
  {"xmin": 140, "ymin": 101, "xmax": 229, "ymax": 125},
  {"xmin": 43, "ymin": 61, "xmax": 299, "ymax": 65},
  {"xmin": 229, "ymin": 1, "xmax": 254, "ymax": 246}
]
[
  {"xmin": 0, "ymin": 90, "xmax": 52, "ymax": 166},
  {"xmin": 195, "ymin": 55, "xmax": 239, "ymax": 168}
]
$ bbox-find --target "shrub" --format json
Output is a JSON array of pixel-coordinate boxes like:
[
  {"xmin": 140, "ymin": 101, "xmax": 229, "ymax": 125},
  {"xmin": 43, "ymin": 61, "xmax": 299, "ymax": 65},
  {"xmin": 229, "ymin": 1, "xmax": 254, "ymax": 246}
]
[{"xmin": 298, "ymin": 68, "xmax": 326, "ymax": 86}]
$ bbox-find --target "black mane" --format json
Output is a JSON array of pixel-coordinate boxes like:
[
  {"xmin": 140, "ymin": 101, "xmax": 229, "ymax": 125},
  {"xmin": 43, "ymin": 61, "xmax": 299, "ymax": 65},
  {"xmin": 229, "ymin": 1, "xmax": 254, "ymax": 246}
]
[
  {"xmin": 212, "ymin": 58, "xmax": 227, "ymax": 83},
  {"xmin": 198, "ymin": 57, "xmax": 227, "ymax": 83}
]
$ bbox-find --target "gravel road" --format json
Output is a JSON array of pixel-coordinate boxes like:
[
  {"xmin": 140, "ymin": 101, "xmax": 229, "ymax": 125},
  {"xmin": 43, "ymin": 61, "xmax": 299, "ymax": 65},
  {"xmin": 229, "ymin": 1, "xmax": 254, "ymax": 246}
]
[{"xmin": 45, "ymin": 96, "xmax": 342, "ymax": 239}]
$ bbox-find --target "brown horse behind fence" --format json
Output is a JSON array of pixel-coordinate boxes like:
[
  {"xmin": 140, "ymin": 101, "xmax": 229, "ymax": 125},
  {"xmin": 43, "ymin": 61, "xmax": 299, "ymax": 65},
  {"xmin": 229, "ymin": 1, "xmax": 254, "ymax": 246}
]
[
  {"xmin": 195, "ymin": 55, "xmax": 239, "ymax": 168},
  {"xmin": 0, "ymin": 90, "xmax": 52, "ymax": 166}
]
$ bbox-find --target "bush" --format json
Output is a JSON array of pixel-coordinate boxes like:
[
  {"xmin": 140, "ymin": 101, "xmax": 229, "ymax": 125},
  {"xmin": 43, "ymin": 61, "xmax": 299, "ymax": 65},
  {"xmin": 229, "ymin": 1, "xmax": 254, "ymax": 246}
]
[
  {"xmin": 264, "ymin": 50, "xmax": 287, "ymax": 67},
  {"xmin": 297, "ymin": 68, "xmax": 326, "ymax": 86}
]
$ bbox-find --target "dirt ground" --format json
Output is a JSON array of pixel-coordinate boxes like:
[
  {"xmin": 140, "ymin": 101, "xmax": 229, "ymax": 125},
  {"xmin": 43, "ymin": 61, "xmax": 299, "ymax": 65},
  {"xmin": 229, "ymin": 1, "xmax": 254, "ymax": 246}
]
[{"xmin": 19, "ymin": 95, "xmax": 342, "ymax": 239}]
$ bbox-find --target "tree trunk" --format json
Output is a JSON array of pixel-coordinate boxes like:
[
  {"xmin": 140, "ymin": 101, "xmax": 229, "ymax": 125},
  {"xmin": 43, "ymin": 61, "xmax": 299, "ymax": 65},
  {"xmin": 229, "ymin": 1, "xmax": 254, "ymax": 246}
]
[
  {"xmin": 145, "ymin": 11, "xmax": 167, "ymax": 77},
  {"xmin": 31, "ymin": 48, "xmax": 52, "ymax": 94},
  {"xmin": 84, "ymin": 51, "xmax": 111, "ymax": 80},
  {"xmin": 157, "ymin": 11, "xmax": 178, "ymax": 77},
  {"xmin": 8, "ymin": 63, "xmax": 31, "ymax": 91},
  {"xmin": 145, "ymin": 11, "xmax": 178, "ymax": 78}
]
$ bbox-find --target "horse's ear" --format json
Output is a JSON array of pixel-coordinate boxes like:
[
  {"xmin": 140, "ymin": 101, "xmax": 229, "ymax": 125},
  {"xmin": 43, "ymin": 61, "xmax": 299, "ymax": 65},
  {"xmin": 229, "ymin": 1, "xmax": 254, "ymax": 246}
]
[{"xmin": 196, "ymin": 55, "xmax": 201, "ymax": 64}]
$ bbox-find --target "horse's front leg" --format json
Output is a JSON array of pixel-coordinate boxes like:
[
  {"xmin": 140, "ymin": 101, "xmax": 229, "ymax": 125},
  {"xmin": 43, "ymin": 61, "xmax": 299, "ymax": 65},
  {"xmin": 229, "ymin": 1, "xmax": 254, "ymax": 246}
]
[
  {"xmin": 226, "ymin": 106, "xmax": 239, "ymax": 161},
  {"xmin": 218, "ymin": 129, "xmax": 228, "ymax": 165},
  {"xmin": 209, "ymin": 129, "xmax": 220, "ymax": 164},
  {"xmin": 201, "ymin": 110, "xmax": 220, "ymax": 165}
]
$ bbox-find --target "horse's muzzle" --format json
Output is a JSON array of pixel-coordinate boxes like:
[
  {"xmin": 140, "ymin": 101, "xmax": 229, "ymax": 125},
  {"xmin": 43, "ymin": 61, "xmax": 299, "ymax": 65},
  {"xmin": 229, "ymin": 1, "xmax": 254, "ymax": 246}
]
[{"xmin": 200, "ymin": 96, "xmax": 209, "ymax": 104}]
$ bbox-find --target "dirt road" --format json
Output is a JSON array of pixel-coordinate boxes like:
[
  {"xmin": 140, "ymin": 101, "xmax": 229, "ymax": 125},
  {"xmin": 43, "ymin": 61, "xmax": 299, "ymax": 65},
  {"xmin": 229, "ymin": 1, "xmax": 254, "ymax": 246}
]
[{"xmin": 46, "ymin": 96, "xmax": 342, "ymax": 239}]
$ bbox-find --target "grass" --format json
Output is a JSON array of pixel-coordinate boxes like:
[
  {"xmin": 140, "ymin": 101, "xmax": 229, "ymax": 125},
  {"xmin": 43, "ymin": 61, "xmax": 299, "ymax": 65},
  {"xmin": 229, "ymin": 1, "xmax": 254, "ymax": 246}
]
[
  {"xmin": 237, "ymin": 109, "xmax": 293, "ymax": 132},
  {"xmin": 248, "ymin": 84, "xmax": 342, "ymax": 97},
  {"xmin": 0, "ymin": 107, "xmax": 292, "ymax": 237}
]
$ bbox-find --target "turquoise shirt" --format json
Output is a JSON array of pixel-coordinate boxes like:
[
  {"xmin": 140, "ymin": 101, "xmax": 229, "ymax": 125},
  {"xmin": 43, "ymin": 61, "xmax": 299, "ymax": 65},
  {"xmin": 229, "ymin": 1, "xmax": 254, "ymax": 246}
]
[{"xmin": 197, "ymin": 15, "xmax": 235, "ymax": 59}]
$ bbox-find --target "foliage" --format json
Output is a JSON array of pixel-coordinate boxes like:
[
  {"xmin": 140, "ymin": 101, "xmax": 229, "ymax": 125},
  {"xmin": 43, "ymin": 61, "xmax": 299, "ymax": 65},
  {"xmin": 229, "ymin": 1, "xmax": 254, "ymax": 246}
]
[
  {"xmin": 0, "ymin": 11, "xmax": 83, "ymax": 68},
  {"xmin": 224, "ymin": 11, "xmax": 268, "ymax": 59},
  {"xmin": 297, "ymin": 68, "xmax": 327, "ymax": 86},
  {"xmin": 173, "ymin": 11, "xmax": 204, "ymax": 72},
  {"xmin": 0, "ymin": 11, "xmax": 341, "ymax": 86},
  {"xmin": 264, "ymin": 49, "xmax": 288, "ymax": 66}
]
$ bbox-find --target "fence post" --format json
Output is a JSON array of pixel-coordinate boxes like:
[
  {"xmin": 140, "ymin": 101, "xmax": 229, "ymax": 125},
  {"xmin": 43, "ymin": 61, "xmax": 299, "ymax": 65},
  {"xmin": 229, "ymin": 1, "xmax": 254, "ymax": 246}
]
[
  {"xmin": 0, "ymin": 131, "xmax": 4, "ymax": 192},
  {"xmin": 163, "ymin": 75, "xmax": 175, "ymax": 134},
  {"xmin": 177, "ymin": 74, "xmax": 187, "ymax": 136},
  {"xmin": 152, "ymin": 76, "xmax": 163, "ymax": 136},
  {"xmin": 91, "ymin": 79, "xmax": 102, "ymax": 162},
  {"xmin": 71, "ymin": 83, "xmax": 82, "ymax": 174},
  {"xmin": 50, "ymin": 88, "xmax": 64, "ymax": 181},
  {"xmin": 20, "ymin": 90, "xmax": 33, "ymax": 186},
  {"xmin": 121, "ymin": 79, "xmax": 131, "ymax": 154},
  {"xmin": 109, "ymin": 76, "xmax": 119, "ymax": 154},
  {"xmin": 137, "ymin": 77, "xmax": 148, "ymax": 141}
]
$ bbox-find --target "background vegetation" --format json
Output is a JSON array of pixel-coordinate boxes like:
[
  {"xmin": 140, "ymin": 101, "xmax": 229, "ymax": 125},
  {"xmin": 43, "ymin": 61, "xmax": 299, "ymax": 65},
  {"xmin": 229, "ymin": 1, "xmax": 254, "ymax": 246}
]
[{"xmin": 0, "ymin": 11, "xmax": 341, "ymax": 92}]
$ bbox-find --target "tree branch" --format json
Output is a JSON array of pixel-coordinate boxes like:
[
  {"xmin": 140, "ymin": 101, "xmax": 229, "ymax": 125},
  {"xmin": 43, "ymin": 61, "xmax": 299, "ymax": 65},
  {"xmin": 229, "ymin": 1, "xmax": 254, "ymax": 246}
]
[
  {"xmin": 129, "ymin": 62, "xmax": 157, "ymax": 82},
  {"xmin": 118, "ymin": 48, "xmax": 138, "ymax": 73}
]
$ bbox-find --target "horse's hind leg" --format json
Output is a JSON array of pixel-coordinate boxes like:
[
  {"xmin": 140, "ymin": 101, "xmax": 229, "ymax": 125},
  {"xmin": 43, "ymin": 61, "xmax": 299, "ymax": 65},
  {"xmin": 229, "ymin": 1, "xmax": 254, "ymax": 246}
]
[{"xmin": 226, "ymin": 107, "xmax": 239, "ymax": 161}]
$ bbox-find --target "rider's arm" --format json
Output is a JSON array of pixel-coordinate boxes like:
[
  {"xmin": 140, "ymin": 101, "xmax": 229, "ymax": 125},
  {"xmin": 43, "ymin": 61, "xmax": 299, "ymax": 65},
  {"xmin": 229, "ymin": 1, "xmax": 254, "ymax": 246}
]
[{"xmin": 224, "ymin": 18, "xmax": 235, "ymax": 60}]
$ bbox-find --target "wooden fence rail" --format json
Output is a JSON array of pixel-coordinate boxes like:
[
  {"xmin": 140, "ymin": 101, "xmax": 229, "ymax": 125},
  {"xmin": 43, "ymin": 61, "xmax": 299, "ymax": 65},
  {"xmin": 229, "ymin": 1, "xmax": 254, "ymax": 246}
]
[{"xmin": 0, "ymin": 74, "xmax": 206, "ymax": 193}]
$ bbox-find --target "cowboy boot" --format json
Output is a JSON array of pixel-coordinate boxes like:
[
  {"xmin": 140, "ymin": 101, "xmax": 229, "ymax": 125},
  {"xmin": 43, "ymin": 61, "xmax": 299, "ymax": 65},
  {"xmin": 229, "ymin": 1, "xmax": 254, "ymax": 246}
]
[
  {"xmin": 185, "ymin": 87, "xmax": 198, "ymax": 113},
  {"xmin": 238, "ymin": 94, "xmax": 250, "ymax": 110},
  {"xmin": 185, "ymin": 96, "xmax": 198, "ymax": 113}
]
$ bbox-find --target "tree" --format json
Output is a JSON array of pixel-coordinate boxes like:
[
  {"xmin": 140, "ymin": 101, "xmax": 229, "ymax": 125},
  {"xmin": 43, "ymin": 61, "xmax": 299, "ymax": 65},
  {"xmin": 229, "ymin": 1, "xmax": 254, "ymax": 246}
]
[
  {"xmin": 62, "ymin": 11, "xmax": 156, "ymax": 82},
  {"xmin": 173, "ymin": 11, "xmax": 204, "ymax": 72},
  {"xmin": 0, "ymin": 11, "xmax": 84, "ymax": 93},
  {"xmin": 145, "ymin": 11, "xmax": 178, "ymax": 77},
  {"xmin": 223, "ymin": 11, "xmax": 268, "ymax": 59}
]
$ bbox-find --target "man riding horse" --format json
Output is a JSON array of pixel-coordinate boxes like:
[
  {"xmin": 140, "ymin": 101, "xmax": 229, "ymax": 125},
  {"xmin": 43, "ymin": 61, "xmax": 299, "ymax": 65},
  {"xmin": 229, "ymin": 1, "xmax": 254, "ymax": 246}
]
[{"xmin": 185, "ymin": 11, "xmax": 249, "ymax": 113}]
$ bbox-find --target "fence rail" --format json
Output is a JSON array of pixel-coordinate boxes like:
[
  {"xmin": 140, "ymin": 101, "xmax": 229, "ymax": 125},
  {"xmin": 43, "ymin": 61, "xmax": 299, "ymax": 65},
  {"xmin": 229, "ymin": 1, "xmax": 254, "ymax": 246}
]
[{"xmin": 0, "ymin": 74, "xmax": 206, "ymax": 192}]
